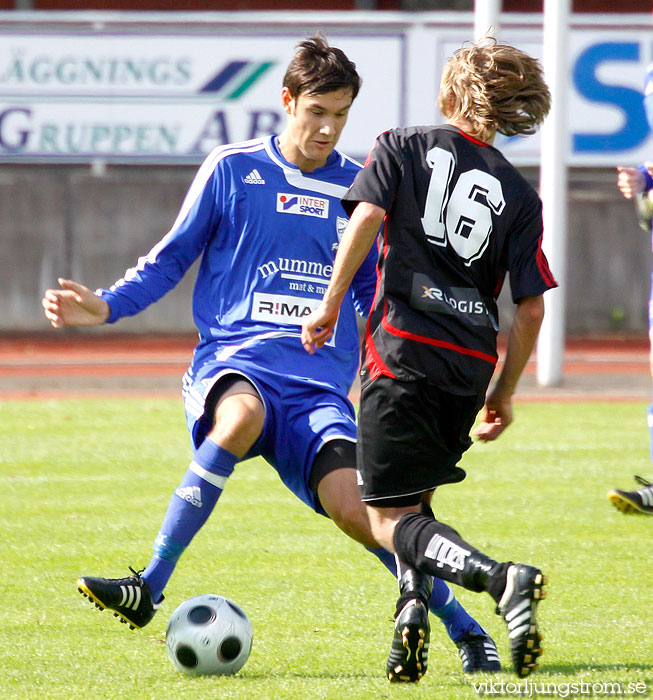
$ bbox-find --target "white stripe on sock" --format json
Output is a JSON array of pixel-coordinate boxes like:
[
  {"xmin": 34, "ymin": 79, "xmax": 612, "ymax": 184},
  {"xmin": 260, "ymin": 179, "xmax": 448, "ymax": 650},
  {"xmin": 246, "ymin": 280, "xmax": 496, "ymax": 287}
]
[{"xmin": 190, "ymin": 461, "xmax": 228, "ymax": 489}]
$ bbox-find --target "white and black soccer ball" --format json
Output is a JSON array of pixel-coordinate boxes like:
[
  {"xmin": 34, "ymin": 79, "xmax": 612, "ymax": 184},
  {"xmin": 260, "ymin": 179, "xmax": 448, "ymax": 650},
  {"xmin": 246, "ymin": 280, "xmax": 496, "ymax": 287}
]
[{"xmin": 166, "ymin": 594, "xmax": 253, "ymax": 676}]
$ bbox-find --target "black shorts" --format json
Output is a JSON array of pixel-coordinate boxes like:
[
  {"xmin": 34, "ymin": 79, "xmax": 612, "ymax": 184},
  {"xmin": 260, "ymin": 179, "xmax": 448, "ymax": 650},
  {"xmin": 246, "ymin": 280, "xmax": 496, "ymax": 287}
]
[{"xmin": 357, "ymin": 375, "xmax": 484, "ymax": 505}]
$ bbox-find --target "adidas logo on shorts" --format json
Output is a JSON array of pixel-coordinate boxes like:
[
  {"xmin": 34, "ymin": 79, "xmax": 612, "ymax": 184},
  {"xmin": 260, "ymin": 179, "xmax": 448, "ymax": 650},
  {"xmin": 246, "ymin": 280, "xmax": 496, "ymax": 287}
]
[
  {"xmin": 175, "ymin": 485, "xmax": 203, "ymax": 508},
  {"xmin": 244, "ymin": 169, "xmax": 265, "ymax": 185}
]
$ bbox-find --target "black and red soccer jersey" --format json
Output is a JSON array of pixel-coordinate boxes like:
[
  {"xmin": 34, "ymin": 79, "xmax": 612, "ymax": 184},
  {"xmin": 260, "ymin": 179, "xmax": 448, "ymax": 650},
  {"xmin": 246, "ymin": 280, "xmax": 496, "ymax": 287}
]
[{"xmin": 342, "ymin": 124, "xmax": 557, "ymax": 396}]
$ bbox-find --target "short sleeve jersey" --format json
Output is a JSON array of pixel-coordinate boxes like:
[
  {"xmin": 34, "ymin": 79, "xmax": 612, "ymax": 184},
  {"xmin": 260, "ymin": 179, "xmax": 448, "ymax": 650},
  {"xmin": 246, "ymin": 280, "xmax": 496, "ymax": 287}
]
[{"xmin": 343, "ymin": 124, "xmax": 557, "ymax": 396}]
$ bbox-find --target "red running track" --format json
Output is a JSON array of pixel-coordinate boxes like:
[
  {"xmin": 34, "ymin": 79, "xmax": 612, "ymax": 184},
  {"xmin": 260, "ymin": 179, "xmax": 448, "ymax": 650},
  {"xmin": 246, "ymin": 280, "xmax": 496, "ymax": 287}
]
[{"xmin": 0, "ymin": 333, "xmax": 650, "ymax": 402}]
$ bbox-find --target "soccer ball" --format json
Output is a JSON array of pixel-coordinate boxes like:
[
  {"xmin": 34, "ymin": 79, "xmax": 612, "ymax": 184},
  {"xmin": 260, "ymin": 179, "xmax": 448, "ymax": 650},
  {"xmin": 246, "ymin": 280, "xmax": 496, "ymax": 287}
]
[{"xmin": 165, "ymin": 594, "xmax": 253, "ymax": 676}]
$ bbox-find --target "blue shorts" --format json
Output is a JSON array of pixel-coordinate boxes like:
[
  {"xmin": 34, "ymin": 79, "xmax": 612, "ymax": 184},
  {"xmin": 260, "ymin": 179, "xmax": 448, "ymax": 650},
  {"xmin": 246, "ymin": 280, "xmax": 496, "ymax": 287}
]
[{"xmin": 182, "ymin": 359, "xmax": 357, "ymax": 514}]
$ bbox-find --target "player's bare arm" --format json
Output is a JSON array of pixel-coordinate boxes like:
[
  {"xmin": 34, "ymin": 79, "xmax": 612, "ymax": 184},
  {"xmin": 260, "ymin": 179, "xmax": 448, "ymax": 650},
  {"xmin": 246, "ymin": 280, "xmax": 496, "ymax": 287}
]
[
  {"xmin": 302, "ymin": 200, "xmax": 385, "ymax": 354},
  {"xmin": 41, "ymin": 277, "xmax": 110, "ymax": 328},
  {"xmin": 475, "ymin": 295, "xmax": 545, "ymax": 442}
]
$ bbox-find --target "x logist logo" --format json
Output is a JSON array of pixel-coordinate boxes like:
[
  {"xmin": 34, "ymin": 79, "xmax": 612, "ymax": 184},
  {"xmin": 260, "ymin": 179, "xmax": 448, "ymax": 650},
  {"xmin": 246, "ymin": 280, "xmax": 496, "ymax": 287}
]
[{"xmin": 277, "ymin": 193, "xmax": 329, "ymax": 218}]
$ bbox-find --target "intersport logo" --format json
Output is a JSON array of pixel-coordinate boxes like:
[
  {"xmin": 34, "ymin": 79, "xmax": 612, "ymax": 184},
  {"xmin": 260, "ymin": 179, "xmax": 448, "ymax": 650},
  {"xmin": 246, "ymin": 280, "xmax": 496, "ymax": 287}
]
[{"xmin": 276, "ymin": 193, "xmax": 329, "ymax": 218}]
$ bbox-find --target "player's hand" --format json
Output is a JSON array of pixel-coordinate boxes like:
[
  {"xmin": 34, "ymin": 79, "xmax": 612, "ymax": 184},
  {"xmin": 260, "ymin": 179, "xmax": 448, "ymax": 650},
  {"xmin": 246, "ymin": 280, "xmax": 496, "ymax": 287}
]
[
  {"xmin": 616, "ymin": 166, "xmax": 646, "ymax": 199},
  {"xmin": 474, "ymin": 395, "xmax": 513, "ymax": 442},
  {"xmin": 41, "ymin": 278, "xmax": 110, "ymax": 328},
  {"xmin": 301, "ymin": 302, "xmax": 339, "ymax": 354}
]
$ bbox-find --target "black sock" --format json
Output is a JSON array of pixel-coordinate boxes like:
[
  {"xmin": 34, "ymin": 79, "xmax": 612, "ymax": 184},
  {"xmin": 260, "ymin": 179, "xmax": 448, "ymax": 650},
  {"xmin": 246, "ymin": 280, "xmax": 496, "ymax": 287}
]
[
  {"xmin": 484, "ymin": 562, "xmax": 511, "ymax": 603},
  {"xmin": 393, "ymin": 513, "xmax": 507, "ymax": 597},
  {"xmin": 420, "ymin": 500, "xmax": 436, "ymax": 519},
  {"xmin": 394, "ymin": 557, "xmax": 432, "ymax": 615}
]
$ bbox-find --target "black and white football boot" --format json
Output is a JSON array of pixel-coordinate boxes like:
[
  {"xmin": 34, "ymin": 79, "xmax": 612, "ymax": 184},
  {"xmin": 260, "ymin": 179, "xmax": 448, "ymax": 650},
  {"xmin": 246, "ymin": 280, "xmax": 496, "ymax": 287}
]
[
  {"xmin": 77, "ymin": 567, "xmax": 162, "ymax": 629},
  {"xmin": 386, "ymin": 568, "xmax": 431, "ymax": 683},
  {"xmin": 607, "ymin": 475, "xmax": 653, "ymax": 514},
  {"xmin": 496, "ymin": 564, "xmax": 547, "ymax": 678},
  {"xmin": 456, "ymin": 632, "xmax": 501, "ymax": 673},
  {"xmin": 386, "ymin": 598, "xmax": 430, "ymax": 682}
]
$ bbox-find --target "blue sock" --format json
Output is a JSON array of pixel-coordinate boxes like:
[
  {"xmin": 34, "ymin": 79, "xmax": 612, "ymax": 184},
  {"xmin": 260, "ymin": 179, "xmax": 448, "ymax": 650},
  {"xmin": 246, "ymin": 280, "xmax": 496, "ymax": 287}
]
[
  {"xmin": 366, "ymin": 547, "xmax": 485, "ymax": 643},
  {"xmin": 141, "ymin": 439, "xmax": 237, "ymax": 602}
]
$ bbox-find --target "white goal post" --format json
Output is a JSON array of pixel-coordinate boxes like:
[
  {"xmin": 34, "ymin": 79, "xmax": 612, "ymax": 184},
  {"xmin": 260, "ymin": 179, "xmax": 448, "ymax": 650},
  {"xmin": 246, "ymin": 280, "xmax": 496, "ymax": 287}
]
[{"xmin": 475, "ymin": 0, "xmax": 569, "ymax": 387}]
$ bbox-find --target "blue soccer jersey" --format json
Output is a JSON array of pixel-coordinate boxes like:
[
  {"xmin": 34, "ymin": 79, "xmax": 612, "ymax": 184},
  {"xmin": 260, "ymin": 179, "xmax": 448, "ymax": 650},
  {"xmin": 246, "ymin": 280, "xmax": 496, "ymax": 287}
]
[{"xmin": 98, "ymin": 135, "xmax": 376, "ymax": 395}]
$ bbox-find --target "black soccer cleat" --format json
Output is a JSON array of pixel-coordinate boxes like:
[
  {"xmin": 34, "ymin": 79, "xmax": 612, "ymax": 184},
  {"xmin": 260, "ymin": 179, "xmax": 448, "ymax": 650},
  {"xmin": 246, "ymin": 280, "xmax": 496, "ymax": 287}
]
[
  {"xmin": 496, "ymin": 564, "xmax": 547, "ymax": 678},
  {"xmin": 607, "ymin": 475, "xmax": 653, "ymax": 514},
  {"xmin": 386, "ymin": 598, "xmax": 430, "ymax": 683},
  {"xmin": 456, "ymin": 632, "xmax": 501, "ymax": 673},
  {"xmin": 77, "ymin": 567, "xmax": 162, "ymax": 630}
]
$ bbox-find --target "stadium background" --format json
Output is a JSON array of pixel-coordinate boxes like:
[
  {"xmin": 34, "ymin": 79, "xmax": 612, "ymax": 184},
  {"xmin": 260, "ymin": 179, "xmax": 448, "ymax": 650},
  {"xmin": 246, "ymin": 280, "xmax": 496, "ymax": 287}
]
[
  {"xmin": 1, "ymin": 0, "xmax": 652, "ymax": 400},
  {"xmin": 3, "ymin": 9, "xmax": 651, "ymax": 698}
]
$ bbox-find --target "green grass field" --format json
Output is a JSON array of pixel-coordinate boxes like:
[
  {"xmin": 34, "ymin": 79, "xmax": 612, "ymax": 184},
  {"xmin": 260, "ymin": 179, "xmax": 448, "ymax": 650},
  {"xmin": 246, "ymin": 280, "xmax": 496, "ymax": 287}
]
[{"xmin": 2, "ymin": 399, "xmax": 652, "ymax": 700}]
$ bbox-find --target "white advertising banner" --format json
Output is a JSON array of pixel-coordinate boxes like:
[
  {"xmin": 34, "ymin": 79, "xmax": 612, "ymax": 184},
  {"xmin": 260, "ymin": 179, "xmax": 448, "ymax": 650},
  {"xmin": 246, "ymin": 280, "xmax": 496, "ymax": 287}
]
[
  {"xmin": 0, "ymin": 31, "xmax": 404, "ymax": 163},
  {"xmin": 430, "ymin": 23, "xmax": 653, "ymax": 166},
  {"xmin": 0, "ymin": 14, "xmax": 651, "ymax": 166}
]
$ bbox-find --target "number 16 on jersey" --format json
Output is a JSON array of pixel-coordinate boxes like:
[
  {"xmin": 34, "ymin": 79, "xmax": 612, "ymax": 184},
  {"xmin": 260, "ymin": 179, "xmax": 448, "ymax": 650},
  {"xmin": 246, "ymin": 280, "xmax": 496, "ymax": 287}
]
[{"xmin": 421, "ymin": 146, "xmax": 506, "ymax": 267}]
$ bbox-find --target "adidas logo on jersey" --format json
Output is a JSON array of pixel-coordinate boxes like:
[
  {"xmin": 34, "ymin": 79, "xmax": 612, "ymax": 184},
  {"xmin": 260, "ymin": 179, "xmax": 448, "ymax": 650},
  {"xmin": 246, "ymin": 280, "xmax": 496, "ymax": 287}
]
[
  {"xmin": 175, "ymin": 485, "xmax": 203, "ymax": 508},
  {"xmin": 244, "ymin": 169, "xmax": 265, "ymax": 185}
]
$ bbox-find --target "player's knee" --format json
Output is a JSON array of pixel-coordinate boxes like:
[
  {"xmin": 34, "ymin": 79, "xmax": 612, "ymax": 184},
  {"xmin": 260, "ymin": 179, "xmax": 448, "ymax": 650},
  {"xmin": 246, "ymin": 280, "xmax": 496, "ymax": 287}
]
[
  {"xmin": 368, "ymin": 521, "xmax": 393, "ymax": 551},
  {"xmin": 209, "ymin": 394, "xmax": 264, "ymax": 455},
  {"xmin": 366, "ymin": 507, "xmax": 405, "ymax": 553}
]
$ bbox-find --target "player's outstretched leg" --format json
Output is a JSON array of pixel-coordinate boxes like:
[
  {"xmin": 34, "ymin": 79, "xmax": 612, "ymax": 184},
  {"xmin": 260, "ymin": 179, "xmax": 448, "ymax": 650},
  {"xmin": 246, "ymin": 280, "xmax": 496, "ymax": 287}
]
[
  {"xmin": 418, "ymin": 499, "xmax": 501, "ymax": 674},
  {"xmin": 386, "ymin": 565, "xmax": 431, "ymax": 683},
  {"xmin": 77, "ymin": 567, "xmax": 162, "ymax": 630},
  {"xmin": 607, "ymin": 475, "xmax": 653, "ymax": 514},
  {"xmin": 393, "ymin": 513, "xmax": 547, "ymax": 678}
]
